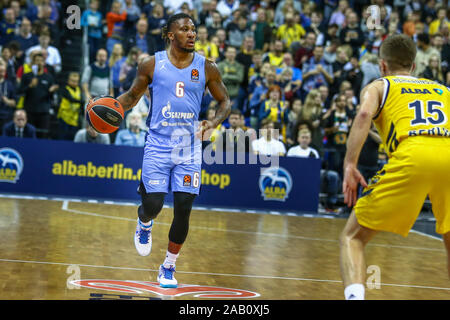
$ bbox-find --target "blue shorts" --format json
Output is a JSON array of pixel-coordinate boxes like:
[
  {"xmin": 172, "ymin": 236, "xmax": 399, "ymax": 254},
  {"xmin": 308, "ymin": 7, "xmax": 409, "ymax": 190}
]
[{"xmin": 141, "ymin": 132, "xmax": 202, "ymax": 195}]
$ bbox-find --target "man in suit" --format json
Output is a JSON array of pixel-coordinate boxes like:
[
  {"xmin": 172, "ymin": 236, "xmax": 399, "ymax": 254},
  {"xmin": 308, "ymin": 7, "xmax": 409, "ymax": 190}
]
[{"xmin": 2, "ymin": 109, "xmax": 36, "ymax": 138}]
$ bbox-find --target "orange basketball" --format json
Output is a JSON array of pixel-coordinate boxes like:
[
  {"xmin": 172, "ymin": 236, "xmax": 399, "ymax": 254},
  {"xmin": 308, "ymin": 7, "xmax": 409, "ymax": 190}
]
[{"xmin": 86, "ymin": 96, "xmax": 124, "ymax": 134}]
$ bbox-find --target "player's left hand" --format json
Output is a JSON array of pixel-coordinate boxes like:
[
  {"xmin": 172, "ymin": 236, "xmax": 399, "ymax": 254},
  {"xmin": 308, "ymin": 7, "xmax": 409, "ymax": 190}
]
[
  {"xmin": 343, "ymin": 164, "xmax": 368, "ymax": 208},
  {"xmin": 196, "ymin": 120, "xmax": 216, "ymax": 141}
]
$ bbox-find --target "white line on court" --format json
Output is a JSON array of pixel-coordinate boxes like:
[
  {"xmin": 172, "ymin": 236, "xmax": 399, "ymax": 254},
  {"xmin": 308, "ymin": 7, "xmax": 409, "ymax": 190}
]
[
  {"xmin": 0, "ymin": 258, "xmax": 449, "ymax": 292},
  {"xmin": 60, "ymin": 200, "xmax": 445, "ymax": 252}
]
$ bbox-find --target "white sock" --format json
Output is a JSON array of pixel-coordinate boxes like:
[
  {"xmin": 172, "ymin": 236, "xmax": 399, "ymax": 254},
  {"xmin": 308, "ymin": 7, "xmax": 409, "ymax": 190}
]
[
  {"xmin": 163, "ymin": 251, "xmax": 179, "ymax": 269},
  {"xmin": 344, "ymin": 284, "xmax": 365, "ymax": 300},
  {"xmin": 138, "ymin": 219, "xmax": 152, "ymax": 230}
]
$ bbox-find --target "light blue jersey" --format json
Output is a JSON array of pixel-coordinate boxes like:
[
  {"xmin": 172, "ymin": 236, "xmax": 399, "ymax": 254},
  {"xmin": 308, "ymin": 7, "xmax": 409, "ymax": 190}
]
[
  {"xmin": 141, "ymin": 50, "xmax": 206, "ymax": 195},
  {"xmin": 146, "ymin": 50, "xmax": 206, "ymax": 139}
]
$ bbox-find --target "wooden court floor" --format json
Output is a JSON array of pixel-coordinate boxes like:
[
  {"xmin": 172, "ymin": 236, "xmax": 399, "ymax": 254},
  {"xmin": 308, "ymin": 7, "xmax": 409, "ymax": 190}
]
[{"xmin": 0, "ymin": 196, "xmax": 449, "ymax": 300}]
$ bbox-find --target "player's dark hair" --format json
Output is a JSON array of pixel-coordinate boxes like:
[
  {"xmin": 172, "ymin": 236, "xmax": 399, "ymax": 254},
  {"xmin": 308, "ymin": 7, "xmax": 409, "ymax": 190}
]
[{"xmin": 161, "ymin": 13, "xmax": 194, "ymax": 44}]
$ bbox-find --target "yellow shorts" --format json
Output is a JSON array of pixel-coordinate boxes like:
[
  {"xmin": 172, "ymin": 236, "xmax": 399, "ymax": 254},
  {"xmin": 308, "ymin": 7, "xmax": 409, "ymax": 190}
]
[{"xmin": 354, "ymin": 136, "xmax": 450, "ymax": 237}]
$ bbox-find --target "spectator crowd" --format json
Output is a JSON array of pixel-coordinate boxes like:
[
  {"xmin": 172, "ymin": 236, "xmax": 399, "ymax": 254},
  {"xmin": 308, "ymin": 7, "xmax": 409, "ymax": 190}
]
[{"xmin": 1, "ymin": 0, "xmax": 450, "ymax": 211}]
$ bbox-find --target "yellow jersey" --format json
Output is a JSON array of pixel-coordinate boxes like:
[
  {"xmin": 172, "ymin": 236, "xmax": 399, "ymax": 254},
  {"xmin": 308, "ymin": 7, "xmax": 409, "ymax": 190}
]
[{"xmin": 373, "ymin": 75, "xmax": 450, "ymax": 157}]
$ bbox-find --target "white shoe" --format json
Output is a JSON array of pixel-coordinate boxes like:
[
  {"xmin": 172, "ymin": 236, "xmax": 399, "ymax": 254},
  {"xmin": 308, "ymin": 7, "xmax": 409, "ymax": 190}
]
[
  {"xmin": 134, "ymin": 219, "xmax": 153, "ymax": 256},
  {"xmin": 157, "ymin": 264, "xmax": 178, "ymax": 288}
]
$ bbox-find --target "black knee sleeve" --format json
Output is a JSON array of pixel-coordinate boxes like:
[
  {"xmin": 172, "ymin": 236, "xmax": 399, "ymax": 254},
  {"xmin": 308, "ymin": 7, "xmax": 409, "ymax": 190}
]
[
  {"xmin": 138, "ymin": 181, "xmax": 165, "ymax": 222},
  {"xmin": 168, "ymin": 192, "xmax": 196, "ymax": 244}
]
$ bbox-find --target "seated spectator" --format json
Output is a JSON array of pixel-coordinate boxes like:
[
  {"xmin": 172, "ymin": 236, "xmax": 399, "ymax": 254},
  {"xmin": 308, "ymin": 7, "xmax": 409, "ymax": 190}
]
[
  {"xmin": 293, "ymin": 31, "xmax": 316, "ymax": 69},
  {"xmin": 357, "ymin": 122, "xmax": 381, "ymax": 197},
  {"xmin": 207, "ymin": 10, "xmax": 224, "ymax": 38},
  {"xmin": 123, "ymin": 0, "xmax": 142, "ymax": 38},
  {"xmin": 360, "ymin": 53, "xmax": 381, "ymax": 88},
  {"xmin": 114, "ymin": 112, "xmax": 146, "ymax": 146},
  {"xmin": 339, "ymin": 11, "xmax": 364, "ymax": 59},
  {"xmin": 286, "ymin": 128, "xmax": 340, "ymax": 212},
  {"xmin": 226, "ymin": 11, "xmax": 252, "ymax": 49},
  {"xmin": 0, "ymin": 60, "xmax": 16, "ymax": 131},
  {"xmin": 216, "ymin": 0, "xmax": 239, "ymax": 20},
  {"xmin": 119, "ymin": 46, "xmax": 140, "ymax": 93},
  {"xmin": 25, "ymin": 32, "xmax": 62, "ymax": 73},
  {"xmin": 57, "ymin": 72, "xmax": 83, "ymax": 141},
  {"xmin": 413, "ymin": 33, "xmax": 441, "ymax": 77},
  {"xmin": 429, "ymin": 5, "xmax": 450, "ymax": 35},
  {"xmin": 74, "ymin": 124, "xmax": 111, "ymax": 144},
  {"xmin": 263, "ymin": 39, "xmax": 285, "ymax": 68},
  {"xmin": 252, "ymin": 7, "xmax": 273, "ymax": 52},
  {"xmin": 248, "ymin": 65, "xmax": 276, "ymax": 127},
  {"xmin": 133, "ymin": 89, "xmax": 151, "ymax": 131},
  {"xmin": 1, "ymin": 46, "xmax": 17, "ymax": 86},
  {"xmin": 2, "ymin": 109, "xmax": 36, "ymax": 138},
  {"xmin": 252, "ymin": 118, "xmax": 286, "ymax": 156},
  {"xmin": 195, "ymin": 25, "xmax": 219, "ymax": 62},
  {"xmin": 286, "ymin": 98, "xmax": 302, "ymax": 147},
  {"xmin": 124, "ymin": 18, "xmax": 152, "ymax": 55}
]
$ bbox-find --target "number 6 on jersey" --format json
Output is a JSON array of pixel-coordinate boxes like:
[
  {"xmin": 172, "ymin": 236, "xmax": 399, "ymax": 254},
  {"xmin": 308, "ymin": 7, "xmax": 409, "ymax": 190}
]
[{"xmin": 176, "ymin": 81, "xmax": 185, "ymax": 97}]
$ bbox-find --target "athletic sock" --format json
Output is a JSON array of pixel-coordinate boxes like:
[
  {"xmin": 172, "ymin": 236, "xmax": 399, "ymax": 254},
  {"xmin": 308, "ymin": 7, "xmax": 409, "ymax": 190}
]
[
  {"xmin": 344, "ymin": 283, "xmax": 365, "ymax": 300},
  {"xmin": 163, "ymin": 251, "xmax": 179, "ymax": 269},
  {"xmin": 138, "ymin": 219, "xmax": 152, "ymax": 230}
]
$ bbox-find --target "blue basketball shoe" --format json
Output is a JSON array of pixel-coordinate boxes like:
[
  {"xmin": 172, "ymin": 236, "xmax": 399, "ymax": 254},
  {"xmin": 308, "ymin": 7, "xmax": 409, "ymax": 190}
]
[
  {"xmin": 157, "ymin": 264, "xmax": 178, "ymax": 288},
  {"xmin": 134, "ymin": 219, "xmax": 153, "ymax": 256}
]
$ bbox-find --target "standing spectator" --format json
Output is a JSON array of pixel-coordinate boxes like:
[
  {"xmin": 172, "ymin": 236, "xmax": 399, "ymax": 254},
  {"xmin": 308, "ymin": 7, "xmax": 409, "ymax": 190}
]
[
  {"xmin": 274, "ymin": 0, "xmax": 301, "ymax": 26},
  {"xmin": 298, "ymin": 89, "xmax": 324, "ymax": 154},
  {"xmin": 264, "ymin": 39, "xmax": 285, "ymax": 68},
  {"xmin": 301, "ymin": 45, "xmax": 334, "ymax": 100},
  {"xmin": 147, "ymin": 3, "xmax": 167, "ymax": 55},
  {"xmin": 421, "ymin": 54, "xmax": 446, "ymax": 84},
  {"xmin": 252, "ymin": 118, "xmax": 286, "ymax": 156},
  {"xmin": 413, "ymin": 33, "xmax": 441, "ymax": 77},
  {"xmin": 221, "ymin": 109, "xmax": 252, "ymax": 153},
  {"xmin": 0, "ymin": 60, "xmax": 16, "ymax": 131},
  {"xmin": 1, "ymin": 46, "xmax": 17, "ymax": 85},
  {"xmin": 328, "ymin": 0, "xmax": 348, "ymax": 27},
  {"xmin": 357, "ymin": 123, "xmax": 381, "ymax": 196},
  {"xmin": 235, "ymin": 35, "xmax": 255, "ymax": 111},
  {"xmin": 276, "ymin": 11, "xmax": 306, "ymax": 51},
  {"xmin": 109, "ymin": 43, "xmax": 126, "ymax": 97},
  {"xmin": 248, "ymin": 64, "xmax": 276, "ymax": 127},
  {"xmin": 25, "ymin": 32, "xmax": 61, "ymax": 73},
  {"xmin": 106, "ymin": 1, "xmax": 127, "ymax": 55},
  {"xmin": 57, "ymin": 72, "xmax": 83, "ymax": 141},
  {"xmin": 195, "ymin": 25, "xmax": 219, "ymax": 62},
  {"xmin": 81, "ymin": 0, "xmax": 103, "ymax": 63},
  {"xmin": 226, "ymin": 12, "xmax": 252, "ymax": 49},
  {"xmin": 339, "ymin": 11, "xmax": 364, "ymax": 58},
  {"xmin": 306, "ymin": 10, "xmax": 327, "ymax": 46},
  {"xmin": 123, "ymin": 0, "xmax": 142, "ymax": 38},
  {"xmin": 285, "ymin": 98, "xmax": 302, "ymax": 147},
  {"xmin": 74, "ymin": 124, "xmax": 110, "ymax": 144},
  {"xmin": 258, "ymin": 84, "xmax": 289, "ymax": 140},
  {"xmin": 124, "ymin": 19, "xmax": 152, "ymax": 55},
  {"xmin": 276, "ymin": 52, "xmax": 302, "ymax": 91},
  {"xmin": 17, "ymin": 52, "xmax": 58, "ymax": 139},
  {"xmin": 207, "ymin": 10, "xmax": 223, "ymax": 37},
  {"xmin": 252, "ymin": 8, "xmax": 272, "ymax": 52},
  {"xmin": 81, "ymin": 48, "xmax": 114, "ymax": 101},
  {"xmin": 429, "ymin": 6, "xmax": 450, "ymax": 35},
  {"xmin": 114, "ymin": 112, "xmax": 146, "ymax": 146},
  {"xmin": 0, "ymin": 8, "xmax": 18, "ymax": 47},
  {"xmin": 341, "ymin": 55, "xmax": 363, "ymax": 96},
  {"xmin": 2, "ymin": 109, "xmax": 36, "ymax": 138},
  {"xmin": 119, "ymin": 47, "xmax": 140, "ymax": 93},
  {"xmin": 294, "ymin": 31, "xmax": 316, "ymax": 69},
  {"xmin": 216, "ymin": 0, "xmax": 240, "ymax": 20},
  {"xmin": 323, "ymin": 93, "xmax": 354, "ymax": 178},
  {"xmin": 217, "ymin": 46, "xmax": 244, "ymax": 108},
  {"xmin": 13, "ymin": 17, "xmax": 39, "ymax": 61}
]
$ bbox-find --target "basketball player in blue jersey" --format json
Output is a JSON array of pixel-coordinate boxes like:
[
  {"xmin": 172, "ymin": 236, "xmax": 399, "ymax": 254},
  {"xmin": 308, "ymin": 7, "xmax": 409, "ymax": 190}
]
[{"xmin": 116, "ymin": 13, "xmax": 231, "ymax": 288}]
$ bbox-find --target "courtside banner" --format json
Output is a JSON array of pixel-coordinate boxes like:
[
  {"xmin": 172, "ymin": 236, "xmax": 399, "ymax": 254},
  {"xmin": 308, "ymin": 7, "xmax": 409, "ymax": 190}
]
[{"xmin": 0, "ymin": 137, "xmax": 320, "ymax": 213}]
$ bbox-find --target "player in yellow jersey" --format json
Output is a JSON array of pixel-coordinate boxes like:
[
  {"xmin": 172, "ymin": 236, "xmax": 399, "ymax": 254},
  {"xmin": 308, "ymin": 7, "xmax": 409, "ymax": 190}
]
[{"xmin": 339, "ymin": 34, "xmax": 450, "ymax": 300}]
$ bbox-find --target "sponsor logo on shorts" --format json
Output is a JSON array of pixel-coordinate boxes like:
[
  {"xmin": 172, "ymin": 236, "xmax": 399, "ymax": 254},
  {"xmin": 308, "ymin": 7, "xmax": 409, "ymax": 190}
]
[{"xmin": 183, "ymin": 175, "xmax": 191, "ymax": 187}]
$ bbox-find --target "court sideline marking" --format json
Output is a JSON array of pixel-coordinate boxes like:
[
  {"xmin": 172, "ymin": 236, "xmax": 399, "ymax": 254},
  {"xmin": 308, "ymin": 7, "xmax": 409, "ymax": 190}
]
[
  {"xmin": 0, "ymin": 258, "xmax": 449, "ymax": 292},
  {"xmin": 60, "ymin": 200, "xmax": 445, "ymax": 252}
]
